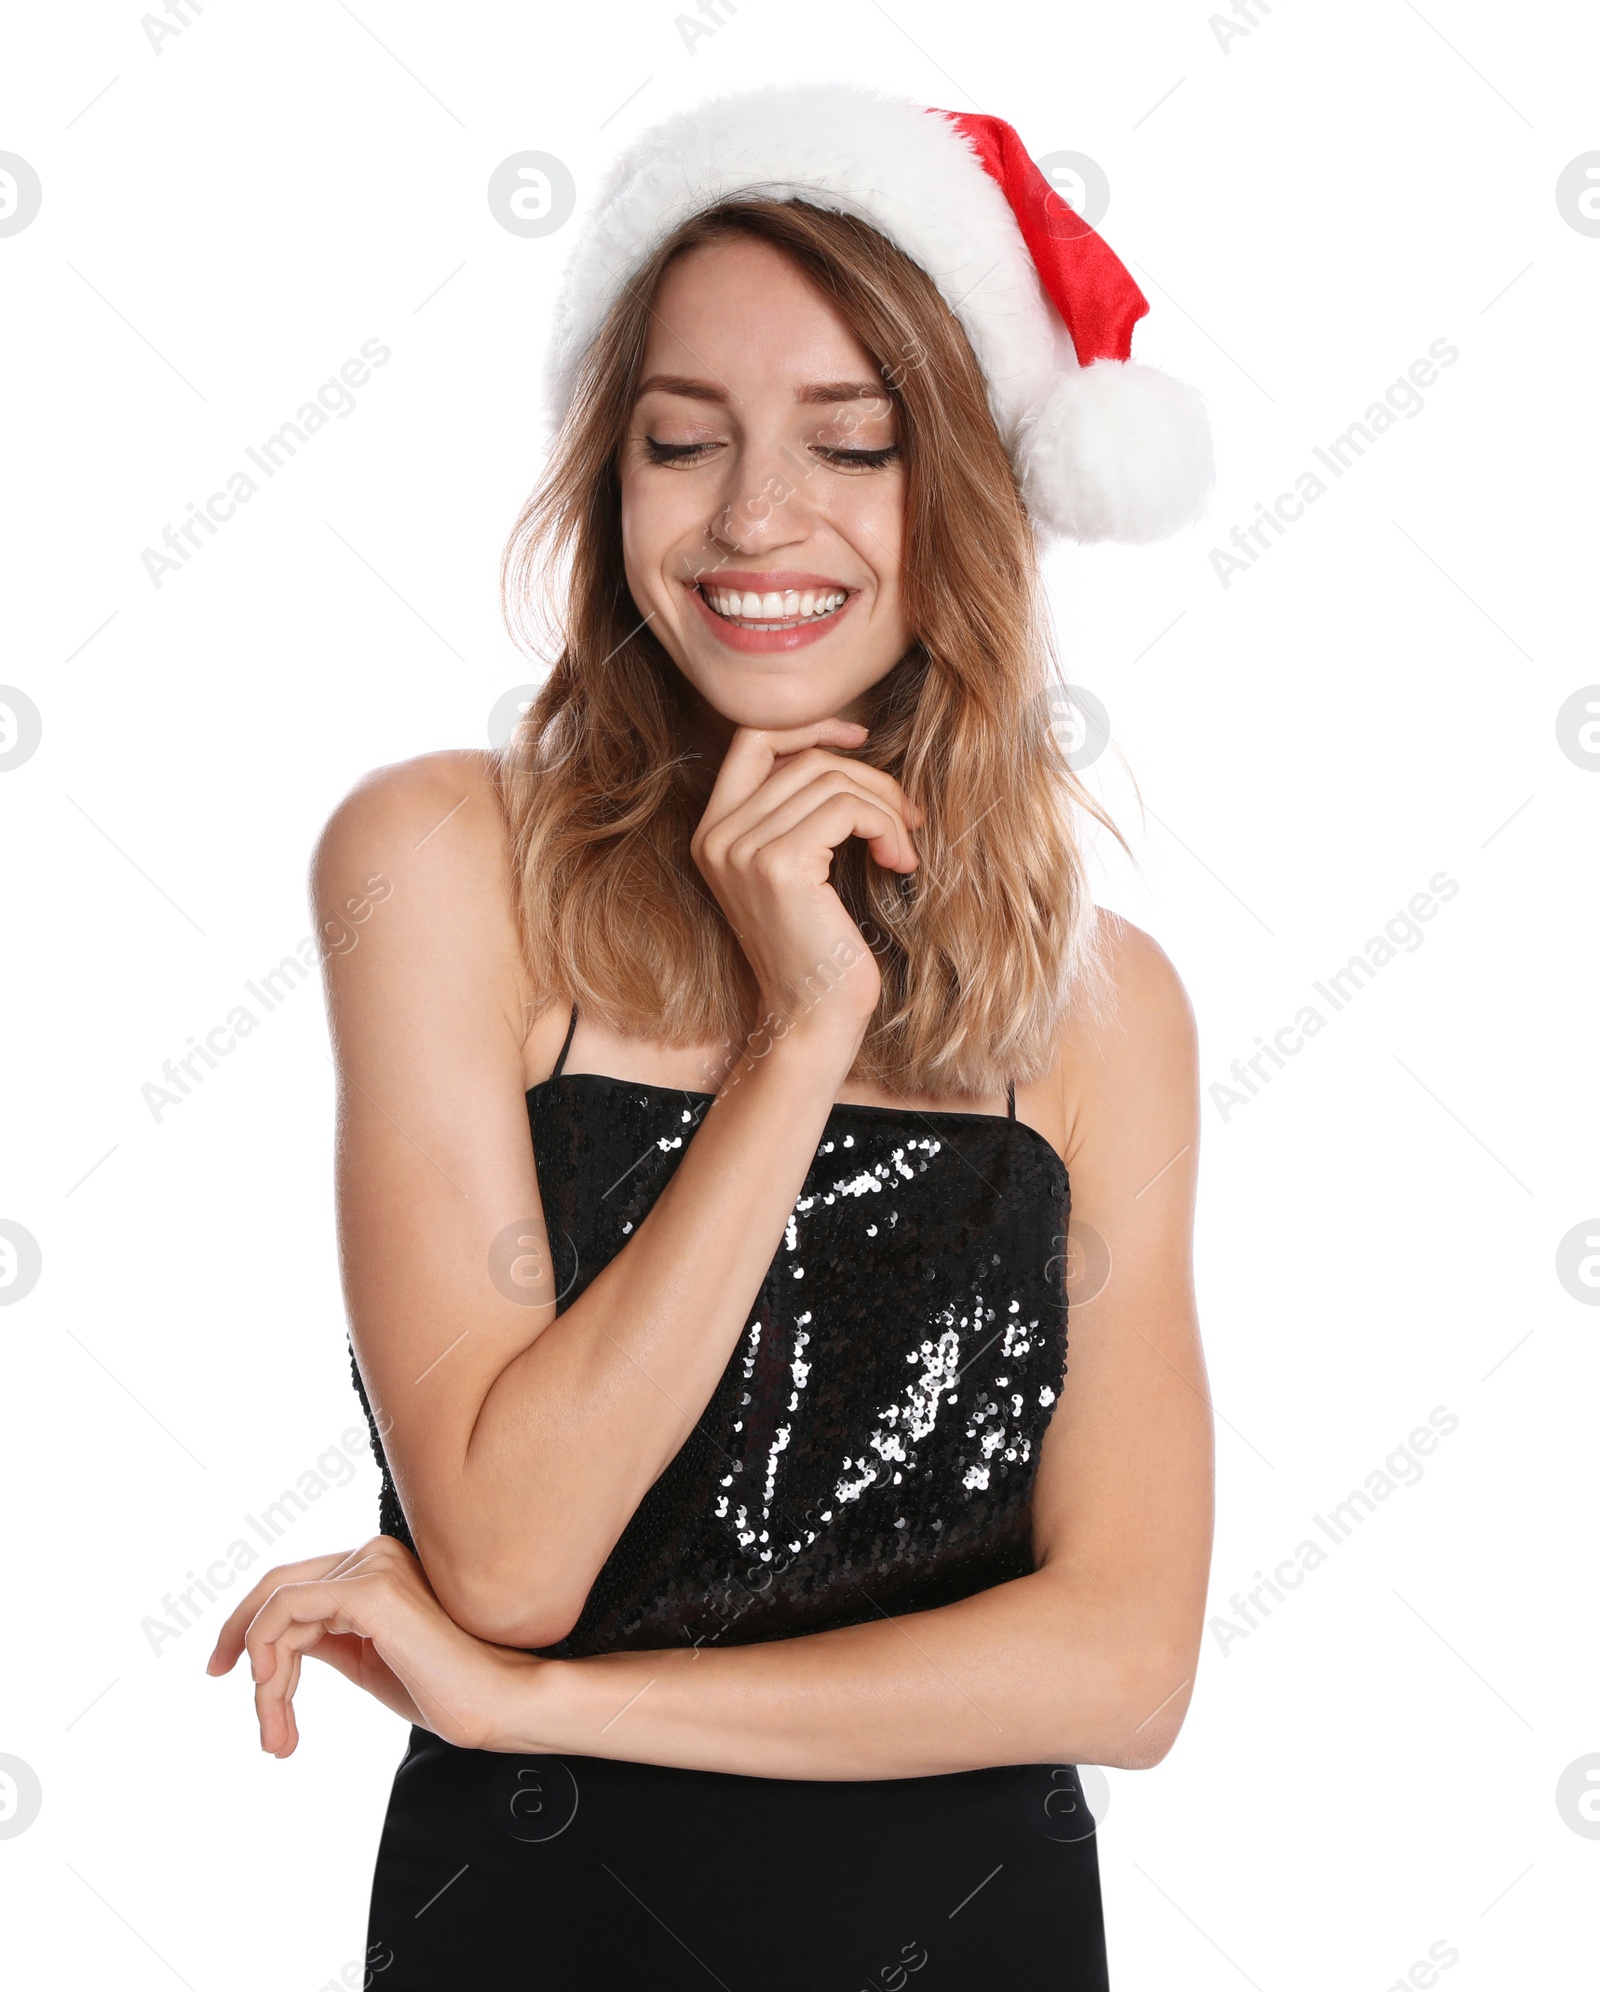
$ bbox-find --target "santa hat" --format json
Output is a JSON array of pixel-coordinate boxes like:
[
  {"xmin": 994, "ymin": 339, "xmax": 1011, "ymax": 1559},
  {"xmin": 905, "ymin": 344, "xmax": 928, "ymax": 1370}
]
[{"xmin": 545, "ymin": 83, "xmax": 1214, "ymax": 546}]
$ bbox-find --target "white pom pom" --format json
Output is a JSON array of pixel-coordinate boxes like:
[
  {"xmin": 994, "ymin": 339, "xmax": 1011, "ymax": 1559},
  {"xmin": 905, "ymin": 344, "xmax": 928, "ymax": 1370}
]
[{"xmin": 1018, "ymin": 358, "xmax": 1215, "ymax": 545}]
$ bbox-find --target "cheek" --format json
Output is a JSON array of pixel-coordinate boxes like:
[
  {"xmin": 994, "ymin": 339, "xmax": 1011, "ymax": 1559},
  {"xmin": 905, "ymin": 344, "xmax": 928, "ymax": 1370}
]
[
  {"xmin": 621, "ymin": 470, "xmax": 721, "ymax": 607},
  {"xmin": 619, "ymin": 473, "xmax": 674, "ymax": 596},
  {"xmin": 844, "ymin": 482, "xmax": 907, "ymax": 614},
  {"xmin": 855, "ymin": 476, "xmax": 903, "ymax": 551}
]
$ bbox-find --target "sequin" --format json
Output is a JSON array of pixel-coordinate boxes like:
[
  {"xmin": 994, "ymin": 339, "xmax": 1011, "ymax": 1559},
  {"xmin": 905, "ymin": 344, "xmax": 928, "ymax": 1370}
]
[{"xmin": 350, "ymin": 1070, "xmax": 1070, "ymax": 1658}]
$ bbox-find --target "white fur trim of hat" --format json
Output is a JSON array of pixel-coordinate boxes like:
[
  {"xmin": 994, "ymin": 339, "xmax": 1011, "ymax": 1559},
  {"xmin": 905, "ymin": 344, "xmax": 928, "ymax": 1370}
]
[{"xmin": 545, "ymin": 82, "xmax": 1214, "ymax": 546}]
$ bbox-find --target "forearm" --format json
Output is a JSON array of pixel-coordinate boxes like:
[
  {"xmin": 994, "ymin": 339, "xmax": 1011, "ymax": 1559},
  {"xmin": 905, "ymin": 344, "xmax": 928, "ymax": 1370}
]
[
  {"xmin": 491, "ymin": 1570, "xmax": 1194, "ymax": 1779},
  {"xmin": 441, "ymin": 1026, "xmax": 856, "ymax": 1641}
]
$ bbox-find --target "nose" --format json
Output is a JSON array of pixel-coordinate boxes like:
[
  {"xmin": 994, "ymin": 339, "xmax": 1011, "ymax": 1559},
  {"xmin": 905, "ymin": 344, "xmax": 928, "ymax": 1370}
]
[{"xmin": 702, "ymin": 431, "xmax": 818, "ymax": 561}]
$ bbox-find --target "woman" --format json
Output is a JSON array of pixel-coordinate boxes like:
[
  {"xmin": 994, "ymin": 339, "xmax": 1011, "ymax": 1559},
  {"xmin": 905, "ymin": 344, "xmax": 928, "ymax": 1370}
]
[{"xmin": 208, "ymin": 85, "xmax": 1215, "ymax": 1988}]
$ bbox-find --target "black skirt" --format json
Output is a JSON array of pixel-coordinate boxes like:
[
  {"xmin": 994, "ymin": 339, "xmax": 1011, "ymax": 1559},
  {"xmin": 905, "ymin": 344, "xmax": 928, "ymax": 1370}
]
[{"xmin": 366, "ymin": 1726, "xmax": 1111, "ymax": 1989}]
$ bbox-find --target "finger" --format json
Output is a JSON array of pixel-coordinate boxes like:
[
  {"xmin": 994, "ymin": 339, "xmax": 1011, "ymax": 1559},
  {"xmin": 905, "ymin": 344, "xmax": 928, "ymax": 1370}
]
[
  {"xmin": 273, "ymin": 1624, "xmax": 425, "ymax": 1732},
  {"xmin": 701, "ymin": 721, "xmax": 869, "ymax": 829},
  {"xmin": 244, "ymin": 1554, "xmax": 484, "ymax": 1749},
  {"xmin": 708, "ymin": 750, "xmax": 923, "ymax": 860},
  {"xmin": 284, "ymin": 1649, "xmax": 303, "ymax": 1756},
  {"xmin": 256, "ymin": 1637, "xmax": 298, "ymax": 1755},
  {"xmin": 245, "ymin": 1577, "xmax": 376, "ymax": 1670},
  {"xmin": 768, "ymin": 747, "xmax": 926, "ymax": 828},
  {"xmin": 250, "ymin": 1592, "xmax": 356, "ymax": 1754},
  {"xmin": 258, "ymin": 1639, "xmax": 311, "ymax": 1758},
  {"xmin": 276, "ymin": 1649, "xmax": 304, "ymax": 1758},
  {"xmin": 294, "ymin": 1628, "xmax": 370, "ymax": 1691},
  {"xmin": 207, "ymin": 1550, "xmax": 362, "ymax": 1675},
  {"xmin": 730, "ymin": 772, "xmax": 918, "ymax": 874},
  {"xmin": 744, "ymin": 791, "xmax": 915, "ymax": 883}
]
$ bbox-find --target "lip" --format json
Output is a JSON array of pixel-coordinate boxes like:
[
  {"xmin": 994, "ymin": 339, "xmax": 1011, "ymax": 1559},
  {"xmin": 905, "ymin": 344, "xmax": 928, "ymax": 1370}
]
[{"xmin": 685, "ymin": 572, "xmax": 859, "ymax": 655}]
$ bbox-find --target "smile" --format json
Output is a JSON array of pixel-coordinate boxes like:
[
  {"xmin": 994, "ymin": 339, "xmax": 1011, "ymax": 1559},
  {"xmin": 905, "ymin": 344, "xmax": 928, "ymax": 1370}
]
[
  {"xmin": 699, "ymin": 586, "xmax": 849, "ymax": 631},
  {"xmin": 685, "ymin": 573, "xmax": 859, "ymax": 655}
]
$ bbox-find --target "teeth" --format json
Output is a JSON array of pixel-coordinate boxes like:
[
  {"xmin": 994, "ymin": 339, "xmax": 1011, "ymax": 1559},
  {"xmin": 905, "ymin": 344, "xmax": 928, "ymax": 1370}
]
[{"xmin": 703, "ymin": 586, "xmax": 847, "ymax": 623}]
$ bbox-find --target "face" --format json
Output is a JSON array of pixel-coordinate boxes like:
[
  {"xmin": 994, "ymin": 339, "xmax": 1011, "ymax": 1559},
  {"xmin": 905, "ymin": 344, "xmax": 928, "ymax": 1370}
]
[{"xmin": 619, "ymin": 234, "xmax": 913, "ymax": 740}]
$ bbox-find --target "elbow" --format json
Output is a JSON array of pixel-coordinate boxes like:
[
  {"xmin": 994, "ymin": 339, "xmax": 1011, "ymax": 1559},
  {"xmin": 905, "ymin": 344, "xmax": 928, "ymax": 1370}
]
[
  {"xmin": 423, "ymin": 1545, "xmax": 592, "ymax": 1653},
  {"xmin": 1094, "ymin": 1642, "xmax": 1199, "ymax": 1771},
  {"xmin": 1030, "ymin": 1566, "xmax": 1203, "ymax": 1770},
  {"xmin": 1034, "ymin": 1614, "xmax": 1199, "ymax": 1772}
]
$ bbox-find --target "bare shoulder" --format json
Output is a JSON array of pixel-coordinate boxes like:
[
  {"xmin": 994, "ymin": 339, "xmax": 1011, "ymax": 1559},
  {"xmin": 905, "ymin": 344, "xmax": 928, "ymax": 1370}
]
[
  {"xmin": 314, "ymin": 747, "xmax": 509, "ymax": 882},
  {"xmin": 1077, "ymin": 908, "xmax": 1197, "ymax": 1052},
  {"xmin": 312, "ymin": 748, "xmax": 528, "ymax": 1040},
  {"xmin": 1054, "ymin": 908, "xmax": 1199, "ymax": 1172}
]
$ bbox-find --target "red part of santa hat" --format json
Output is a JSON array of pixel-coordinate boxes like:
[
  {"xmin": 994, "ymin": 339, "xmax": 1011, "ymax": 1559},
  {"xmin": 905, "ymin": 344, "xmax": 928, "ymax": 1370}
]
[
  {"xmin": 546, "ymin": 85, "xmax": 1213, "ymax": 545},
  {"xmin": 937, "ymin": 110, "xmax": 1149, "ymax": 369}
]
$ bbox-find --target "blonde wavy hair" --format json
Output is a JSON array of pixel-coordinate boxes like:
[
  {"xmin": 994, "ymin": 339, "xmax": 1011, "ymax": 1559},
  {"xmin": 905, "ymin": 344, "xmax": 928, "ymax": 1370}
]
[{"xmin": 496, "ymin": 198, "xmax": 1123, "ymax": 1098}]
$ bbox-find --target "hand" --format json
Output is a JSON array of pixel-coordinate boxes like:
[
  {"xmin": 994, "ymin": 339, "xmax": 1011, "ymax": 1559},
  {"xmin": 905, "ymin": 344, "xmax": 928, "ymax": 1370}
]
[
  {"xmin": 205, "ymin": 1535, "xmax": 537, "ymax": 1757},
  {"xmin": 690, "ymin": 719, "xmax": 923, "ymax": 1043}
]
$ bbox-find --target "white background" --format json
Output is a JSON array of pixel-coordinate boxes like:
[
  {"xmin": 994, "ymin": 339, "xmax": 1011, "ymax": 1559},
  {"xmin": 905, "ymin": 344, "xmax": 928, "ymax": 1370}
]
[{"xmin": 2, "ymin": 1, "xmax": 1596, "ymax": 1986}]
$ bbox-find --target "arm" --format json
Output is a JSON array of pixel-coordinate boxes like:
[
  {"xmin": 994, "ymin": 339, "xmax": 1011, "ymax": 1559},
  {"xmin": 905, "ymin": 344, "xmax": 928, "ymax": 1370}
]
[
  {"xmin": 319, "ymin": 727, "xmax": 918, "ymax": 1650},
  {"xmin": 502, "ymin": 914, "xmax": 1213, "ymax": 1775},
  {"xmin": 229, "ymin": 915, "xmax": 1213, "ymax": 1776}
]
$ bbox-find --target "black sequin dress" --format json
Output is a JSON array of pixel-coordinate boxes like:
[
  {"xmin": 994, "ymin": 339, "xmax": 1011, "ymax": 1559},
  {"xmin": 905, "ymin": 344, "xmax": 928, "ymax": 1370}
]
[{"xmin": 356, "ymin": 1007, "xmax": 1110, "ymax": 1989}]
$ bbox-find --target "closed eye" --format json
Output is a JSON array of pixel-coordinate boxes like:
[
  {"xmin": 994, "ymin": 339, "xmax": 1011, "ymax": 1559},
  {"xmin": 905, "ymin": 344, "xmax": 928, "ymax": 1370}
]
[
  {"xmin": 815, "ymin": 445, "xmax": 899, "ymax": 469},
  {"xmin": 643, "ymin": 438, "xmax": 721, "ymax": 465},
  {"xmin": 641, "ymin": 439, "xmax": 900, "ymax": 470}
]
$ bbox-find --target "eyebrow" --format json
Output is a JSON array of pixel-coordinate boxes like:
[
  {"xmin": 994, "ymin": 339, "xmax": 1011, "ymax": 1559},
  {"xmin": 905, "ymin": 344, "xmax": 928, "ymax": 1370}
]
[{"xmin": 634, "ymin": 373, "xmax": 891, "ymax": 406}]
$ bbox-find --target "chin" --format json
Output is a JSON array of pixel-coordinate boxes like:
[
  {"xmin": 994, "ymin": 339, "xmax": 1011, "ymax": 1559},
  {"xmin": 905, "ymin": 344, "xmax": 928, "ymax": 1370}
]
[
  {"xmin": 685, "ymin": 659, "xmax": 869, "ymax": 733},
  {"xmin": 713, "ymin": 689, "xmax": 858, "ymax": 732}
]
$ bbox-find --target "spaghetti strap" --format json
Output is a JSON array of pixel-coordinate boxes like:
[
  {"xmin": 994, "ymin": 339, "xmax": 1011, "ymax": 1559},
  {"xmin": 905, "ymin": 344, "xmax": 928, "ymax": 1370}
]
[
  {"xmin": 550, "ymin": 1001, "xmax": 579, "ymax": 1081},
  {"xmin": 1006, "ymin": 1078, "xmax": 1016, "ymax": 1120}
]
